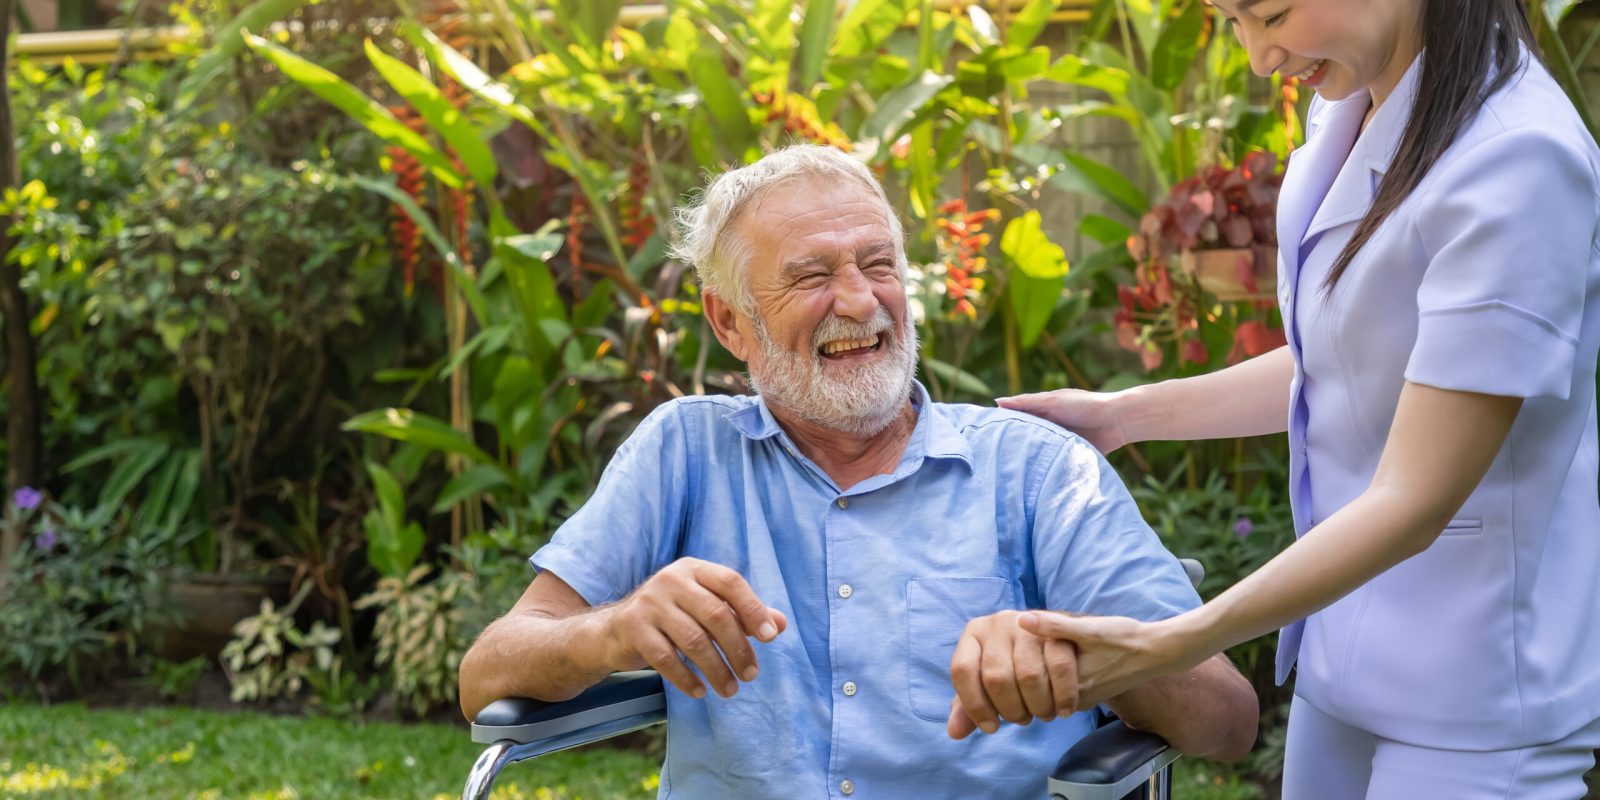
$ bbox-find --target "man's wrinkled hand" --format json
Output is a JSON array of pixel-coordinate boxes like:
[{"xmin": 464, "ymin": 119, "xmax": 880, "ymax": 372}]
[
  {"xmin": 947, "ymin": 610, "xmax": 1080, "ymax": 739},
  {"xmin": 600, "ymin": 557, "xmax": 787, "ymax": 699}
]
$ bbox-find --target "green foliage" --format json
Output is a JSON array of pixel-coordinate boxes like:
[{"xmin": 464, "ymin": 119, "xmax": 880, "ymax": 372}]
[
  {"xmin": 362, "ymin": 461, "xmax": 424, "ymax": 580},
  {"xmin": 353, "ymin": 565, "xmax": 476, "ymax": 717},
  {"xmin": 1131, "ymin": 457, "xmax": 1294, "ymax": 691},
  {"xmin": 221, "ymin": 583, "xmax": 343, "ymax": 704},
  {"xmin": 0, "ymin": 498, "xmax": 184, "ymax": 695},
  {"xmin": 136, "ymin": 657, "xmax": 210, "ymax": 700}
]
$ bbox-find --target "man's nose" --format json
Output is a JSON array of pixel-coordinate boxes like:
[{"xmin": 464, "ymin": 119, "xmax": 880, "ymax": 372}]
[{"xmin": 832, "ymin": 268, "xmax": 879, "ymax": 321}]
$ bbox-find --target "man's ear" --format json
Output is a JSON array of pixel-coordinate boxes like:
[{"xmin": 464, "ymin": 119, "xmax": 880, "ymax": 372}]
[{"xmin": 703, "ymin": 290, "xmax": 751, "ymax": 362}]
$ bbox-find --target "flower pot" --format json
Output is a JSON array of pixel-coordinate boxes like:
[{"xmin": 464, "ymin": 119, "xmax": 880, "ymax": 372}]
[
  {"xmin": 143, "ymin": 572, "xmax": 291, "ymax": 661},
  {"xmin": 1178, "ymin": 245, "xmax": 1277, "ymax": 302}
]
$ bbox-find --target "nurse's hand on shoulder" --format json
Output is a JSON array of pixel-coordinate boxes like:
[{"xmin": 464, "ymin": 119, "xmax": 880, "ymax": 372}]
[
  {"xmin": 946, "ymin": 610, "xmax": 1081, "ymax": 739},
  {"xmin": 1016, "ymin": 611, "xmax": 1197, "ymax": 711},
  {"xmin": 996, "ymin": 389, "xmax": 1130, "ymax": 454}
]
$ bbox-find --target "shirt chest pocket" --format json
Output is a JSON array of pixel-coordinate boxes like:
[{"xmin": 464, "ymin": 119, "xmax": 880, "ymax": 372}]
[{"xmin": 905, "ymin": 576, "xmax": 1015, "ymax": 722}]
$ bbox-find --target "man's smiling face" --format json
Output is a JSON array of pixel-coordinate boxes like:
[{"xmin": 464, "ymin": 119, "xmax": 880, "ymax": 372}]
[{"xmin": 726, "ymin": 176, "xmax": 918, "ymax": 436}]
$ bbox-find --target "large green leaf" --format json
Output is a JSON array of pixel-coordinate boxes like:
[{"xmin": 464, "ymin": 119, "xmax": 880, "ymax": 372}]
[
  {"xmin": 1045, "ymin": 54, "xmax": 1131, "ymax": 97},
  {"xmin": 831, "ymin": 0, "xmax": 907, "ymax": 58},
  {"xmin": 176, "ymin": 0, "xmax": 314, "ymax": 111},
  {"xmin": 688, "ymin": 49, "xmax": 757, "ymax": 153},
  {"xmin": 343, "ymin": 408, "xmax": 496, "ymax": 466},
  {"xmin": 494, "ymin": 240, "xmax": 568, "ymax": 375},
  {"xmin": 1059, "ymin": 153, "xmax": 1149, "ymax": 216},
  {"xmin": 363, "ymin": 461, "xmax": 423, "ymax": 580},
  {"xmin": 244, "ymin": 34, "xmax": 464, "ymax": 189},
  {"xmin": 922, "ymin": 357, "xmax": 994, "ymax": 397},
  {"xmin": 1545, "ymin": 0, "xmax": 1582, "ymax": 24},
  {"xmin": 797, "ymin": 0, "xmax": 838, "ymax": 88},
  {"xmin": 968, "ymin": 122, "xmax": 1147, "ymax": 216},
  {"xmin": 401, "ymin": 24, "xmax": 548, "ymax": 137},
  {"xmin": 859, "ymin": 70, "xmax": 953, "ymax": 146},
  {"xmin": 1002, "ymin": 211, "xmax": 1069, "ymax": 280},
  {"xmin": 1150, "ymin": 0, "xmax": 1206, "ymax": 92},
  {"xmin": 364, "ymin": 40, "xmax": 497, "ymax": 188},
  {"xmin": 1002, "ymin": 211, "xmax": 1069, "ymax": 348},
  {"xmin": 94, "ymin": 439, "xmax": 170, "ymax": 523},
  {"xmin": 431, "ymin": 464, "xmax": 511, "ymax": 514},
  {"xmin": 1006, "ymin": 0, "xmax": 1062, "ymax": 50},
  {"xmin": 573, "ymin": 0, "xmax": 625, "ymax": 48}
]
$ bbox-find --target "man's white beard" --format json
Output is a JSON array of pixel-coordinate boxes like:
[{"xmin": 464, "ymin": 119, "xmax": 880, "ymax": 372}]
[{"xmin": 748, "ymin": 306, "xmax": 918, "ymax": 437}]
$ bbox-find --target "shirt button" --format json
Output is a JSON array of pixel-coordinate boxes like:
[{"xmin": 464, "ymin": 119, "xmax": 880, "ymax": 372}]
[
  {"xmin": 838, "ymin": 584, "xmax": 853, "ymax": 599},
  {"xmin": 837, "ymin": 497, "xmax": 849, "ymax": 509},
  {"xmin": 841, "ymin": 779, "xmax": 855, "ymax": 795},
  {"xmin": 842, "ymin": 680, "xmax": 857, "ymax": 697}
]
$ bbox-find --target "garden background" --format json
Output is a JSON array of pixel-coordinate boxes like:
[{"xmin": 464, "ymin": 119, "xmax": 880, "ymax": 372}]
[{"xmin": 2, "ymin": 1, "xmax": 1599, "ymax": 797}]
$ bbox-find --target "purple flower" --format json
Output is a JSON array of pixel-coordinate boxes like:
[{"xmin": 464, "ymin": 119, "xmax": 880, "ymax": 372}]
[
  {"xmin": 33, "ymin": 529, "xmax": 57, "ymax": 550},
  {"xmin": 11, "ymin": 486, "xmax": 42, "ymax": 512},
  {"xmin": 1233, "ymin": 517, "xmax": 1254, "ymax": 540}
]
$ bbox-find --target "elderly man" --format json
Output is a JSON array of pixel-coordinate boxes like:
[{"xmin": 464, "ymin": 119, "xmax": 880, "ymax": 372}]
[{"xmin": 458, "ymin": 144, "xmax": 1257, "ymax": 798}]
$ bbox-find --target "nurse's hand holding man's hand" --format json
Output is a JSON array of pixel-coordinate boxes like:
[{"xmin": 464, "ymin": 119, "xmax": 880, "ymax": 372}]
[
  {"xmin": 948, "ymin": 610, "xmax": 1203, "ymax": 738},
  {"xmin": 1017, "ymin": 611, "xmax": 1200, "ymax": 711},
  {"xmin": 945, "ymin": 610, "xmax": 1082, "ymax": 739}
]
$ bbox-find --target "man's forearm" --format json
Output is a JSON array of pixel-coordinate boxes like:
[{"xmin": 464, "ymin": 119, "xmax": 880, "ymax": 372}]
[
  {"xmin": 1104, "ymin": 654, "xmax": 1258, "ymax": 761},
  {"xmin": 458, "ymin": 607, "xmax": 619, "ymax": 721}
]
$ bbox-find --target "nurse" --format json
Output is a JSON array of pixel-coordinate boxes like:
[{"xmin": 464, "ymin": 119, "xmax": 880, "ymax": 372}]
[{"xmin": 988, "ymin": 0, "xmax": 1600, "ymax": 796}]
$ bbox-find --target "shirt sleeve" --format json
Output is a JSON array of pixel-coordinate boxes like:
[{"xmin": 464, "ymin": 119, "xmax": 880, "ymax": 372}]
[
  {"xmin": 529, "ymin": 400, "xmax": 694, "ymax": 607},
  {"xmin": 1404, "ymin": 127, "xmax": 1597, "ymax": 400},
  {"xmin": 1029, "ymin": 436, "xmax": 1200, "ymax": 621}
]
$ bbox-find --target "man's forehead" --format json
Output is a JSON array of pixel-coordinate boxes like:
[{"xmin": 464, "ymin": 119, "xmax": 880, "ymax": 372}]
[{"xmin": 740, "ymin": 179, "xmax": 894, "ymax": 255}]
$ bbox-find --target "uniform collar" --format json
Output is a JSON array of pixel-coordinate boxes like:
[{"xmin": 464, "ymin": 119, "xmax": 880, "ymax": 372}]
[
  {"xmin": 1299, "ymin": 53, "xmax": 1423, "ymax": 244},
  {"xmin": 721, "ymin": 380, "xmax": 973, "ymax": 471}
]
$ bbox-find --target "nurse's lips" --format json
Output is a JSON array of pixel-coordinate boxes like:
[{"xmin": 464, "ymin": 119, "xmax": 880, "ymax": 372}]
[{"xmin": 1291, "ymin": 59, "xmax": 1329, "ymax": 86}]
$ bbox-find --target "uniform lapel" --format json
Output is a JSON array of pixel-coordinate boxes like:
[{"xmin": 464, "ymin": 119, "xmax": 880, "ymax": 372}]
[
  {"xmin": 1276, "ymin": 97, "xmax": 1368, "ymax": 297},
  {"xmin": 1300, "ymin": 56, "xmax": 1423, "ymax": 247}
]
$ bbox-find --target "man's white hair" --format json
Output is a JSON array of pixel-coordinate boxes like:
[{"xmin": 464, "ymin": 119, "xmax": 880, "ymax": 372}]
[{"xmin": 670, "ymin": 144, "xmax": 906, "ymax": 315}]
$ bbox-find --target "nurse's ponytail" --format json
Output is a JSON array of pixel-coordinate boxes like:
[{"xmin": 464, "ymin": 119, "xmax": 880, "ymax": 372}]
[{"xmin": 1322, "ymin": 0, "xmax": 1536, "ymax": 291}]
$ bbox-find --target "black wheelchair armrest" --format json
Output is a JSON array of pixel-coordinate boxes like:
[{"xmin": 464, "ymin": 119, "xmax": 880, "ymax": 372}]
[
  {"xmin": 464, "ymin": 671, "xmax": 667, "ymax": 800},
  {"xmin": 1046, "ymin": 719, "xmax": 1178, "ymax": 800},
  {"xmin": 470, "ymin": 670, "xmax": 666, "ymax": 745}
]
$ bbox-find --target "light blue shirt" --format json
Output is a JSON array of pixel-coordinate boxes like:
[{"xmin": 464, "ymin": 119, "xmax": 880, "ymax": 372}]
[
  {"xmin": 1275, "ymin": 51, "xmax": 1600, "ymax": 749},
  {"xmin": 532, "ymin": 382, "xmax": 1200, "ymax": 798}
]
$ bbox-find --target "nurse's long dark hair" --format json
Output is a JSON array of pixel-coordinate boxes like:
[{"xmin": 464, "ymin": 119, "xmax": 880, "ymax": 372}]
[{"xmin": 1323, "ymin": 0, "xmax": 1537, "ymax": 290}]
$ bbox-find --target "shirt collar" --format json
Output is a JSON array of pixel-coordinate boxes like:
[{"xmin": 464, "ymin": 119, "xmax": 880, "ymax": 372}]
[
  {"xmin": 1360, "ymin": 52, "xmax": 1423, "ymax": 177},
  {"xmin": 720, "ymin": 381, "xmax": 974, "ymax": 470}
]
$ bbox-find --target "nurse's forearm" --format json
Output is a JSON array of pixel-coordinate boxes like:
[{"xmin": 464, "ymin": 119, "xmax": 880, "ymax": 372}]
[
  {"xmin": 1120, "ymin": 346, "xmax": 1293, "ymax": 443},
  {"xmin": 1165, "ymin": 382, "xmax": 1522, "ymax": 659}
]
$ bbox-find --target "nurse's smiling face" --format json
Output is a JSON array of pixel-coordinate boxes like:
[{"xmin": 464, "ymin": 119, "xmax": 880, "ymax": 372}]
[{"xmin": 1211, "ymin": 0, "xmax": 1422, "ymax": 107}]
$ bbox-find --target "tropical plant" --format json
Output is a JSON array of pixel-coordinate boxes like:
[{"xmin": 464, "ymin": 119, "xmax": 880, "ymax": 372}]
[
  {"xmin": 220, "ymin": 582, "xmax": 344, "ymax": 703},
  {"xmin": 353, "ymin": 563, "xmax": 477, "ymax": 717},
  {"xmin": 1117, "ymin": 151, "xmax": 1286, "ymax": 372},
  {"xmin": 0, "ymin": 493, "xmax": 186, "ymax": 696}
]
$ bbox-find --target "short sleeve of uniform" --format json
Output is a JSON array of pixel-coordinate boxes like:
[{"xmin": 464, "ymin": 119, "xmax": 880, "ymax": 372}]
[
  {"xmin": 529, "ymin": 401, "xmax": 694, "ymax": 607},
  {"xmin": 1405, "ymin": 127, "xmax": 1598, "ymax": 400},
  {"xmin": 1029, "ymin": 436, "xmax": 1200, "ymax": 621}
]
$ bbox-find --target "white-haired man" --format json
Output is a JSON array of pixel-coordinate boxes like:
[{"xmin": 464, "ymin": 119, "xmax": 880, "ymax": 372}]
[{"xmin": 459, "ymin": 144, "xmax": 1258, "ymax": 798}]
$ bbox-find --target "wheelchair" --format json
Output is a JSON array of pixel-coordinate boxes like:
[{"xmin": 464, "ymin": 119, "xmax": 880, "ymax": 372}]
[{"xmin": 462, "ymin": 559, "xmax": 1206, "ymax": 800}]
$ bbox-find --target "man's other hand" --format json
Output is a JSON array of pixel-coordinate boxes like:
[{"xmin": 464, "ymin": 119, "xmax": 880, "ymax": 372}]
[
  {"xmin": 600, "ymin": 557, "xmax": 788, "ymax": 699},
  {"xmin": 947, "ymin": 610, "xmax": 1079, "ymax": 739}
]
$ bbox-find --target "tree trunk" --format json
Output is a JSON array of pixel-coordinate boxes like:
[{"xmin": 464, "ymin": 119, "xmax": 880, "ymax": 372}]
[{"xmin": 0, "ymin": 0, "xmax": 46, "ymax": 572}]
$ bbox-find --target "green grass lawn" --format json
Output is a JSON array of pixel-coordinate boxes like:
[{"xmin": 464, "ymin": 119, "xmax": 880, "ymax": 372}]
[
  {"xmin": 0, "ymin": 703, "xmax": 659, "ymax": 799},
  {"xmin": 0, "ymin": 702, "xmax": 1268, "ymax": 799}
]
